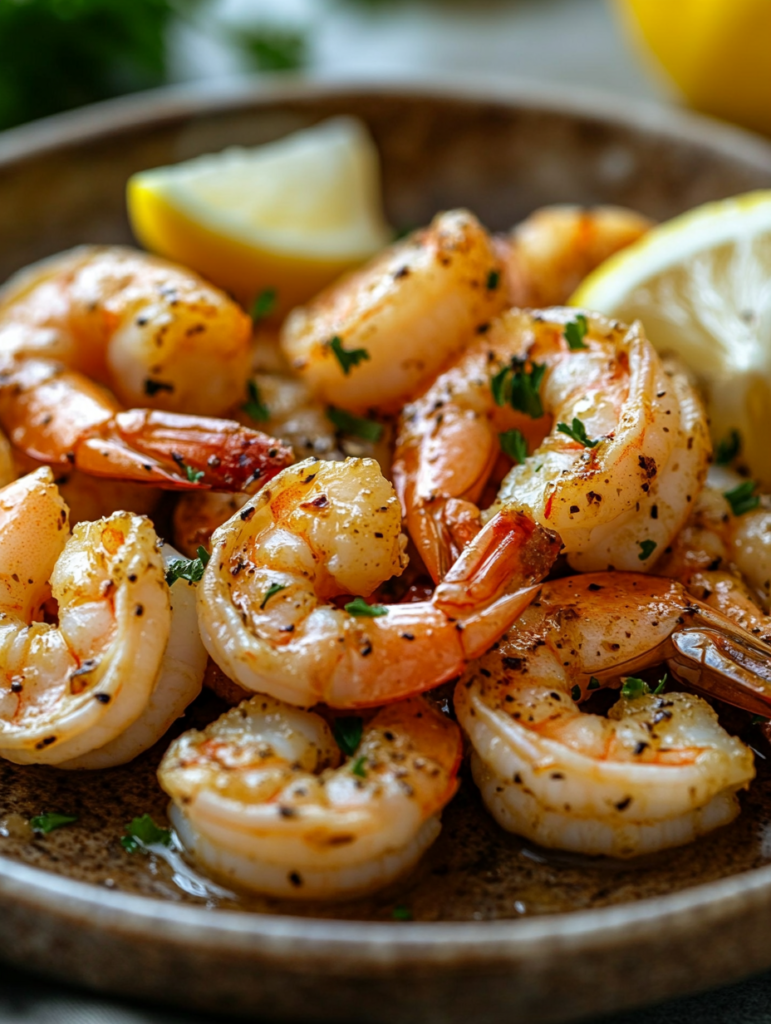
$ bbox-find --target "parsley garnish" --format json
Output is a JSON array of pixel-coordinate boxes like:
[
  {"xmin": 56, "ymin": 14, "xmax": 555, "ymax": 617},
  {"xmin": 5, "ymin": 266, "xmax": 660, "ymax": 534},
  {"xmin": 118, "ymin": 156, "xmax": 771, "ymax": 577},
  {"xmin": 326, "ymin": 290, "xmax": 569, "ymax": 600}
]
[
  {"xmin": 234, "ymin": 25, "xmax": 307, "ymax": 72},
  {"xmin": 557, "ymin": 417, "xmax": 598, "ymax": 449},
  {"xmin": 491, "ymin": 358, "xmax": 546, "ymax": 419},
  {"xmin": 121, "ymin": 814, "xmax": 172, "ymax": 853},
  {"xmin": 588, "ymin": 677, "xmax": 600, "ymax": 690},
  {"xmin": 564, "ymin": 314, "xmax": 589, "ymax": 351},
  {"xmin": 165, "ymin": 546, "xmax": 210, "ymax": 587},
  {"xmin": 392, "ymin": 906, "xmax": 413, "ymax": 920},
  {"xmin": 260, "ymin": 583, "xmax": 287, "ymax": 610},
  {"xmin": 621, "ymin": 674, "xmax": 667, "ymax": 699},
  {"xmin": 242, "ymin": 379, "xmax": 270, "ymax": 423},
  {"xmin": 715, "ymin": 429, "xmax": 741, "ymax": 466},
  {"xmin": 351, "ymin": 755, "xmax": 368, "ymax": 778},
  {"xmin": 344, "ymin": 596, "xmax": 388, "ymax": 617},
  {"xmin": 499, "ymin": 428, "xmax": 528, "ymax": 465},
  {"xmin": 250, "ymin": 287, "xmax": 277, "ymax": 322},
  {"xmin": 570, "ymin": 684, "xmax": 581, "ymax": 702},
  {"xmin": 185, "ymin": 464, "xmax": 204, "ymax": 484},
  {"xmin": 332, "ymin": 717, "xmax": 363, "ymax": 757},
  {"xmin": 486, "ymin": 269, "xmax": 500, "ymax": 290},
  {"xmin": 30, "ymin": 812, "xmax": 78, "ymax": 834},
  {"xmin": 326, "ymin": 406, "xmax": 383, "ymax": 443},
  {"xmin": 724, "ymin": 480, "xmax": 760, "ymax": 516},
  {"xmin": 638, "ymin": 539, "xmax": 657, "ymax": 561},
  {"xmin": 329, "ymin": 335, "xmax": 370, "ymax": 375}
]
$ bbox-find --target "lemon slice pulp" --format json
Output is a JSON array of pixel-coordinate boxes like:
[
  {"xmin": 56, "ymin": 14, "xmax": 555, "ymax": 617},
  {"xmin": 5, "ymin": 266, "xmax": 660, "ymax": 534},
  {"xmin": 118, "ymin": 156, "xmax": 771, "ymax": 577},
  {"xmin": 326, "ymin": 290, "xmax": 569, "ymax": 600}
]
[
  {"xmin": 127, "ymin": 117, "xmax": 392, "ymax": 315},
  {"xmin": 572, "ymin": 191, "xmax": 771, "ymax": 486}
]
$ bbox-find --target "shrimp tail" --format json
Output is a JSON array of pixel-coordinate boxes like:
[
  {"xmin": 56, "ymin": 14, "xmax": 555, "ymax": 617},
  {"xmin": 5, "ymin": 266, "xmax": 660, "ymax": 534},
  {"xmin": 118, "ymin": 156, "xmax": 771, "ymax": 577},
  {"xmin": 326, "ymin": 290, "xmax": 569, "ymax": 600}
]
[{"xmin": 74, "ymin": 410, "xmax": 294, "ymax": 492}]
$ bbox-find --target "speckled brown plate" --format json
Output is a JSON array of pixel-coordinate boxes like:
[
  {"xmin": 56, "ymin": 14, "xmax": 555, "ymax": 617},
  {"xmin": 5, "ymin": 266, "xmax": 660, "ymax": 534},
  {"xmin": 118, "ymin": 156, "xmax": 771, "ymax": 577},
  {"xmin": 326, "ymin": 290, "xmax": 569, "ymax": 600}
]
[{"xmin": 2, "ymin": 80, "xmax": 771, "ymax": 1024}]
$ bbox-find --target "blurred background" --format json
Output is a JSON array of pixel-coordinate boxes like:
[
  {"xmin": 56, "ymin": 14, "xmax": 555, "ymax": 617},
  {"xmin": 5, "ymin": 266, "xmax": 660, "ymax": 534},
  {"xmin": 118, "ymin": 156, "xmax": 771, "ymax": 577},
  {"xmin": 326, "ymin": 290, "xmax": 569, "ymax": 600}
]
[{"xmin": 1, "ymin": 0, "xmax": 770, "ymax": 138}]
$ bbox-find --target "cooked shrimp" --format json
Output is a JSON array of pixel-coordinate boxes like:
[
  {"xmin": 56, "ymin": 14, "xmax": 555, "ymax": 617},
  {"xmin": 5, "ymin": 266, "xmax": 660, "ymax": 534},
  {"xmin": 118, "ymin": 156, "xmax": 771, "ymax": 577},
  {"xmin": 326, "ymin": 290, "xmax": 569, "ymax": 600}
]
[
  {"xmin": 0, "ymin": 245, "xmax": 252, "ymax": 416},
  {"xmin": 198, "ymin": 457, "xmax": 560, "ymax": 709},
  {"xmin": 456, "ymin": 572, "xmax": 759, "ymax": 857},
  {"xmin": 498, "ymin": 204, "xmax": 653, "ymax": 307},
  {"xmin": 393, "ymin": 308, "xmax": 709, "ymax": 581},
  {"xmin": 0, "ymin": 469, "xmax": 202, "ymax": 766},
  {"xmin": 159, "ymin": 694, "xmax": 462, "ymax": 899},
  {"xmin": 281, "ymin": 210, "xmax": 506, "ymax": 413},
  {"xmin": 0, "ymin": 358, "xmax": 293, "ymax": 492}
]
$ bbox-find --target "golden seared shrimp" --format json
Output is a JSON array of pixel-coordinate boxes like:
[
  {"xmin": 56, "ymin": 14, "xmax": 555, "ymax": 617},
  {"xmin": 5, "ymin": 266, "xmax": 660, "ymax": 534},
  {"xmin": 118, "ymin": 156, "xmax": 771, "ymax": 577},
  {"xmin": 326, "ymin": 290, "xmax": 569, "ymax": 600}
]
[
  {"xmin": 0, "ymin": 469, "xmax": 206, "ymax": 767},
  {"xmin": 498, "ymin": 204, "xmax": 653, "ymax": 307},
  {"xmin": 456, "ymin": 572, "xmax": 760, "ymax": 857},
  {"xmin": 198, "ymin": 457, "xmax": 561, "ymax": 709},
  {"xmin": 159, "ymin": 694, "xmax": 462, "ymax": 899},
  {"xmin": 0, "ymin": 245, "xmax": 252, "ymax": 416},
  {"xmin": 281, "ymin": 210, "xmax": 506, "ymax": 413},
  {"xmin": 394, "ymin": 308, "xmax": 709, "ymax": 582},
  {"xmin": 0, "ymin": 358, "xmax": 293, "ymax": 492}
]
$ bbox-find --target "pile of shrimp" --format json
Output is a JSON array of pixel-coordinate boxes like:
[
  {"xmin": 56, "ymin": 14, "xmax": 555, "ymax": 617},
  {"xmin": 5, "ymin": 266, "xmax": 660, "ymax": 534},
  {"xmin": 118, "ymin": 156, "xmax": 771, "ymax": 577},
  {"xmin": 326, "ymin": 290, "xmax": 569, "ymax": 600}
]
[{"xmin": 3, "ymin": 200, "xmax": 771, "ymax": 901}]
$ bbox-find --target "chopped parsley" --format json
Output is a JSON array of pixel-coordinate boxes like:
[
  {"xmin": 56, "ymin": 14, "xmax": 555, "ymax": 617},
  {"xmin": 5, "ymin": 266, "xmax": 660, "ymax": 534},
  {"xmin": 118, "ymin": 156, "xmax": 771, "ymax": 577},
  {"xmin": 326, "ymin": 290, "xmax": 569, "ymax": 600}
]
[
  {"xmin": 185, "ymin": 464, "xmax": 204, "ymax": 484},
  {"xmin": 486, "ymin": 269, "xmax": 500, "ymax": 291},
  {"xmin": 392, "ymin": 905, "xmax": 413, "ymax": 920},
  {"xmin": 30, "ymin": 812, "xmax": 78, "ymax": 834},
  {"xmin": 121, "ymin": 814, "xmax": 172, "ymax": 853},
  {"xmin": 351, "ymin": 754, "xmax": 368, "ymax": 778},
  {"xmin": 242, "ymin": 379, "xmax": 270, "ymax": 423},
  {"xmin": 260, "ymin": 583, "xmax": 287, "ymax": 610},
  {"xmin": 165, "ymin": 546, "xmax": 210, "ymax": 587},
  {"xmin": 724, "ymin": 480, "xmax": 760, "ymax": 516},
  {"xmin": 588, "ymin": 677, "xmax": 601, "ymax": 690},
  {"xmin": 344, "ymin": 596, "xmax": 388, "ymax": 617},
  {"xmin": 328, "ymin": 335, "xmax": 370, "ymax": 375},
  {"xmin": 621, "ymin": 674, "xmax": 667, "ymax": 699},
  {"xmin": 715, "ymin": 429, "xmax": 741, "ymax": 466},
  {"xmin": 250, "ymin": 287, "xmax": 277, "ymax": 322},
  {"xmin": 499, "ymin": 428, "xmax": 528, "ymax": 465},
  {"xmin": 326, "ymin": 406, "xmax": 383, "ymax": 443},
  {"xmin": 571, "ymin": 684, "xmax": 581, "ymax": 702},
  {"xmin": 491, "ymin": 358, "xmax": 546, "ymax": 419},
  {"xmin": 332, "ymin": 716, "xmax": 363, "ymax": 757},
  {"xmin": 557, "ymin": 417, "xmax": 598, "ymax": 449},
  {"xmin": 638, "ymin": 539, "xmax": 658, "ymax": 561},
  {"xmin": 564, "ymin": 314, "xmax": 589, "ymax": 351}
]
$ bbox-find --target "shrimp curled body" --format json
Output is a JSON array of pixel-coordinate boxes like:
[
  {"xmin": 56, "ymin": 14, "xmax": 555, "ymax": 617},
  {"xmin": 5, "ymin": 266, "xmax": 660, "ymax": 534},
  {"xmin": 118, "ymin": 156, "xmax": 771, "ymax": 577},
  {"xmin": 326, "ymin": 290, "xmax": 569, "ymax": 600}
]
[
  {"xmin": 456, "ymin": 573, "xmax": 758, "ymax": 857},
  {"xmin": 198, "ymin": 457, "xmax": 560, "ymax": 709},
  {"xmin": 159, "ymin": 694, "xmax": 462, "ymax": 899}
]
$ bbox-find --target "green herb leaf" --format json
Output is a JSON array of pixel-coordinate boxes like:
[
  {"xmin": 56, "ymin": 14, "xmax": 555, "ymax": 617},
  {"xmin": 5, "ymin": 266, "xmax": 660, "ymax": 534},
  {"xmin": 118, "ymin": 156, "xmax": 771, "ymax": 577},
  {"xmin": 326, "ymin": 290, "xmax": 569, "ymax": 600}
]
[
  {"xmin": 638, "ymin": 539, "xmax": 658, "ymax": 561},
  {"xmin": 234, "ymin": 26, "xmax": 308, "ymax": 72},
  {"xmin": 564, "ymin": 314, "xmax": 589, "ymax": 351},
  {"xmin": 570, "ymin": 684, "xmax": 581, "ymax": 702},
  {"xmin": 491, "ymin": 359, "xmax": 546, "ymax": 419},
  {"xmin": 499, "ymin": 429, "xmax": 528, "ymax": 464},
  {"xmin": 557, "ymin": 417, "xmax": 599, "ymax": 449},
  {"xmin": 486, "ymin": 269, "xmax": 500, "ymax": 291},
  {"xmin": 351, "ymin": 754, "xmax": 368, "ymax": 778},
  {"xmin": 185, "ymin": 464, "xmax": 204, "ymax": 484},
  {"xmin": 329, "ymin": 335, "xmax": 370, "ymax": 375},
  {"xmin": 332, "ymin": 717, "xmax": 364, "ymax": 757},
  {"xmin": 326, "ymin": 406, "xmax": 383, "ymax": 443},
  {"xmin": 30, "ymin": 812, "xmax": 78, "ymax": 834},
  {"xmin": 724, "ymin": 480, "xmax": 760, "ymax": 516},
  {"xmin": 242, "ymin": 379, "xmax": 270, "ymax": 423},
  {"xmin": 121, "ymin": 814, "xmax": 172, "ymax": 853},
  {"xmin": 165, "ymin": 548, "xmax": 209, "ymax": 587},
  {"xmin": 715, "ymin": 429, "xmax": 741, "ymax": 466},
  {"xmin": 344, "ymin": 596, "xmax": 388, "ymax": 617},
  {"xmin": 392, "ymin": 906, "xmax": 413, "ymax": 920},
  {"xmin": 621, "ymin": 676, "xmax": 649, "ymax": 700},
  {"xmin": 652, "ymin": 673, "xmax": 668, "ymax": 695},
  {"xmin": 250, "ymin": 288, "xmax": 277, "ymax": 322},
  {"xmin": 260, "ymin": 583, "xmax": 287, "ymax": 610},
  {"xmin": 588, "ymin": 676, "xmax": 600, "ymax": 690}
]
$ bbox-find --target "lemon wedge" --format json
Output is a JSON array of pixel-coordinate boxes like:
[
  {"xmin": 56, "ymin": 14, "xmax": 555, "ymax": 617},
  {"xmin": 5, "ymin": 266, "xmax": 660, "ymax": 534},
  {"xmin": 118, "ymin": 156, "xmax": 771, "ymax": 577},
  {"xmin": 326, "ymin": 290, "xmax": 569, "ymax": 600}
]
[
  {"xmin": 127, "ymin": 117, "xmax": 392, "ymax": 316},
  {"xmin": 572, "ymin": 191, "xmax": 771, "ymax": 486}
]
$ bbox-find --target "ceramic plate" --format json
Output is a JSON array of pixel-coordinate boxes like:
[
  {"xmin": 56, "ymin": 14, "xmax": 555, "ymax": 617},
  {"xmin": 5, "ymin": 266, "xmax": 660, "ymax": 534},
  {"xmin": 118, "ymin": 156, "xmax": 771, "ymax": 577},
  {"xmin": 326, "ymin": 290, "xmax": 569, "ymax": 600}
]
[{"xmin": 1, "ymin": 81, "xmax": 771, "ymax": 1023}]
